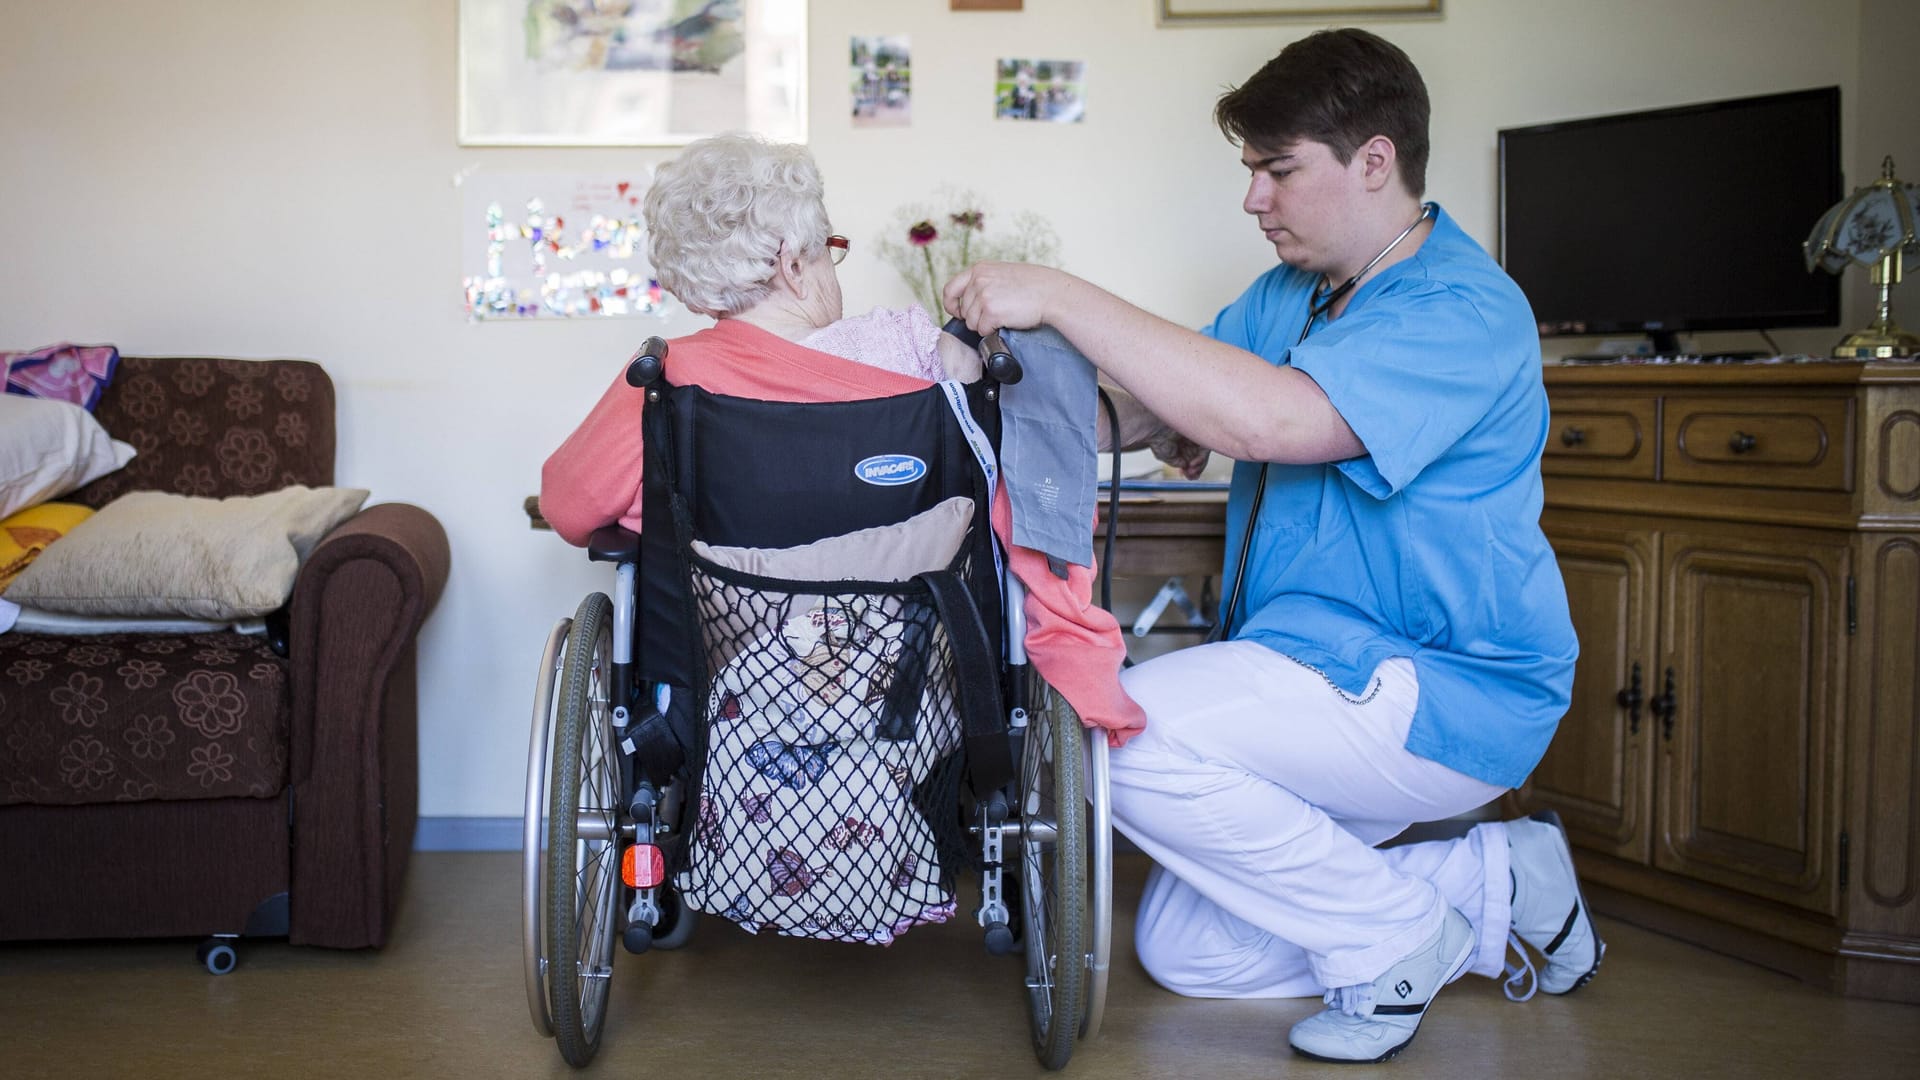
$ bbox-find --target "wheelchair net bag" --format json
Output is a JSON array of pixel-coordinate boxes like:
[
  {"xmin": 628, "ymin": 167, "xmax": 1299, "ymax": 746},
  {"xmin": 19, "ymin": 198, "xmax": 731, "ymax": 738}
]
[{"xmin": 673, "ymin": 554, "xmax": 977, "ymax": 946}]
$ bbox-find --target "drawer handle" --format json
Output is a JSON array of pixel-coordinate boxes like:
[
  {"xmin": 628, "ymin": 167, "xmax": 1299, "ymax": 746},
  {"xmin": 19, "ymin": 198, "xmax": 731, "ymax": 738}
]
[
  {"xmin": 1728, "ymin": 431, "xmax": 1757, "ymax": 454},
  {"xmin": 1560, "ymin": 426, "xmax": 1585, "ymax": 448}
]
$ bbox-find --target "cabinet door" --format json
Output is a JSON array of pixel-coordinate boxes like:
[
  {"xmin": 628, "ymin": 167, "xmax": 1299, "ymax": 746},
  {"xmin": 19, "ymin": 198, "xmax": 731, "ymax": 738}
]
[
  {"xmin": 1523, "ymin": 518, "xmax": 1657, "ymax": 863},
  {"xmin": 1655, "ymin": 527, "xmax": 1848, "ymax": 914}
]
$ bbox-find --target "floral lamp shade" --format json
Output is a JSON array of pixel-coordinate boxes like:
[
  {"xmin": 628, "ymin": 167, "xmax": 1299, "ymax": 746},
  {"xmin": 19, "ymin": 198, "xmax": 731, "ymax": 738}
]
[
  {"xmin": 1803, "ymin": 156, "xmax": 1920, "ymax": 273},
  {"xmin": 1802, "ymin": 156, "xmax": 1920, "ymax": 359}
]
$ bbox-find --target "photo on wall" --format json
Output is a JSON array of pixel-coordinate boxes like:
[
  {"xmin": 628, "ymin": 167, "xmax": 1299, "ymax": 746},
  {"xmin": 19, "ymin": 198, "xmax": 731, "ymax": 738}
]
[
  {"xmin": 850, "ymin": 34, "xmax": 911, "ymax": 128},
  {"xmin": 994, "ymin": 59, "xmax": 1085, "ymax": 123},
  {"xmin": 458, "ymin": 0, "xmax": 807, "ymax": 145}
]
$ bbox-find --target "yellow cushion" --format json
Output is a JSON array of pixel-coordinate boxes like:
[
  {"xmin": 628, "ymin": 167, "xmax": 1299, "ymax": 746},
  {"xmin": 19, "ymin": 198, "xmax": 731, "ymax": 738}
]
[{"xmin": 0, "ymin": 501, "xmax": 93, "ymax": 592}]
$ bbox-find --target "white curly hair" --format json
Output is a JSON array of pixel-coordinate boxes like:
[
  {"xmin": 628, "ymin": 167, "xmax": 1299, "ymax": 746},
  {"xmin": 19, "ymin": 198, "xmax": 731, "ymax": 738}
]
[{"xmin": 644, "ymin": 133, "xmax": 832, "ymax": 318}]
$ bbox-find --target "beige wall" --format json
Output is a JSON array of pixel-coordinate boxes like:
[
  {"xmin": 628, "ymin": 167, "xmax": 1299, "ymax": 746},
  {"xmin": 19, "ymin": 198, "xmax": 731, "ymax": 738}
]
[
  {"xmin": 1857, "ymin": 0, "xmax": 1920, "ymax": 335},
  {"xmin": 0, "ymin": 1, "xmax": 1904, "ymax": 819}
]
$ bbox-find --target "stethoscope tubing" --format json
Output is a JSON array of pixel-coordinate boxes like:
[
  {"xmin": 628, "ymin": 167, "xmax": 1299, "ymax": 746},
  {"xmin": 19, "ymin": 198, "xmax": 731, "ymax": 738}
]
[{"xmin": 1211, "ymin": 203, "xmax": 1436, "ymax": 641}]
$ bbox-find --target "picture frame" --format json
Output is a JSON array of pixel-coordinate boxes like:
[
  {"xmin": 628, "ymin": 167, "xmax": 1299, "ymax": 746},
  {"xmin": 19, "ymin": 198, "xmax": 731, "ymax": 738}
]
[
  {"xmin": 1158, "ymin": 0, "xmax": 1441, "ymax": 23},
  {"xmin": 458, "ymin": 0, "xmax": 808, "ymax": 147}
]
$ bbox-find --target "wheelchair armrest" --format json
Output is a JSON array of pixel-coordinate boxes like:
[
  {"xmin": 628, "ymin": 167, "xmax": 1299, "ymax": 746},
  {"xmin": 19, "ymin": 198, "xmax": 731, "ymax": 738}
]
[{"xmin": 588, "ymin": 524, "xmax": 641, "ymax": 564}]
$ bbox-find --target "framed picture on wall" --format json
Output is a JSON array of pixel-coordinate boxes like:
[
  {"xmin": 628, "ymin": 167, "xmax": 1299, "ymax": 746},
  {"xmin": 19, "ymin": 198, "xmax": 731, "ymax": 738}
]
[
  {"xmin": 458, "ymin": 0, "xmax": 808, "ymax": 146},
  {"xmin": 1158, "ymin": 0, "xmax": 1441, "ymax": 23}
]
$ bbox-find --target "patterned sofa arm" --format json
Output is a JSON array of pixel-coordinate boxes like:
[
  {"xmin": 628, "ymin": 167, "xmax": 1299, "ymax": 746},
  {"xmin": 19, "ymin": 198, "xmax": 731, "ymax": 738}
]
[{"xmin": 283, "ymin": 502, "xmax": 450, "ymax": 947}]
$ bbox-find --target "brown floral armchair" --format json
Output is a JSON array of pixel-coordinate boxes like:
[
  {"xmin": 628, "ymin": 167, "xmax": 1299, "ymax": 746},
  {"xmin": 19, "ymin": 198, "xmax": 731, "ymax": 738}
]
[{"xmin": 0, "ymin": 357, "xmax": 449, "ymax": 963}]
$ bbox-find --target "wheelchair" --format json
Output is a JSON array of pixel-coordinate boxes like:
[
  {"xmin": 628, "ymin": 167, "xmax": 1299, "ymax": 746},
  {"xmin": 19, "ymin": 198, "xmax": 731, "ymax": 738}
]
[{"xmin": 522, "ymin": 335, "xmax": 1114, "ymax": 1070}]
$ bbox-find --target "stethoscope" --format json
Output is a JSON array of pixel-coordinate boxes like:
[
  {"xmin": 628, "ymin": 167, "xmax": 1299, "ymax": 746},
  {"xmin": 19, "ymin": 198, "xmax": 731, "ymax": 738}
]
[{"xmin": 1211, "ymin": 202, "xmax": 1437, "ymax": 642}]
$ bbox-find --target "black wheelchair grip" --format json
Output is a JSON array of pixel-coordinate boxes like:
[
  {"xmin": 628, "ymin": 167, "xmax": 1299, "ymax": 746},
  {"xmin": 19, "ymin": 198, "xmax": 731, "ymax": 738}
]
[
  {"xmin": 626, "ymin": 336, "xmax": 669, "ymax": 387},
  {"xmin": 983, "ymin": 332, "xmax": 1022, "ymax": 384}
]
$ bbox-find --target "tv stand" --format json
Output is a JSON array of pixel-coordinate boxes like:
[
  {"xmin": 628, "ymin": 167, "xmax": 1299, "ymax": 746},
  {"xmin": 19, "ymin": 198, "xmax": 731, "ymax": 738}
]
[
  {"xmin": 1646, "ymin": 329, "xmax": 1683, "ymax": 355},
  {"xmin": 1556, "ymin": 350, "xmax": 1775, "ymax": 365},
  {"xmin": 1528, "ymin": 360, "xmax": 1920, "ymax": 1003}
]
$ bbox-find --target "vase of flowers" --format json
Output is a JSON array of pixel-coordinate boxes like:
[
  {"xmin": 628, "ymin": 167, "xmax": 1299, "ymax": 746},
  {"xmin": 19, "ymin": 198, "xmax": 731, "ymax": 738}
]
[{"xmin": 876, "ymin": 187, "xmax": 1061, "ymax": 318}]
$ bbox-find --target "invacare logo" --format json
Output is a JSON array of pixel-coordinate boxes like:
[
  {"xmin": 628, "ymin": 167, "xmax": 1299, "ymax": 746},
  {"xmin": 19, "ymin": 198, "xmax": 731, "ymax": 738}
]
[{"xmin": 855, "ymin": 454, "xmax": 927, "ymax": 487}]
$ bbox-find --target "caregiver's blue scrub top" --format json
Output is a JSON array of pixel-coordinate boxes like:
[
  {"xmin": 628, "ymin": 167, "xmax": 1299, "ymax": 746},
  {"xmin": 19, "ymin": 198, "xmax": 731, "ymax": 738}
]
[{"xmin": 1203, "ymin": 204, "xmax": 1577, "ymax": 790}]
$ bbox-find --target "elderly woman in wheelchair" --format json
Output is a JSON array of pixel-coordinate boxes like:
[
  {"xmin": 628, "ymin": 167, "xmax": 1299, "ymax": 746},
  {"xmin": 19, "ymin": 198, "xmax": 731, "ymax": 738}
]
[{"xmin": 527, "ymin": 134, "xmax": 1138, "ymax": 1069}]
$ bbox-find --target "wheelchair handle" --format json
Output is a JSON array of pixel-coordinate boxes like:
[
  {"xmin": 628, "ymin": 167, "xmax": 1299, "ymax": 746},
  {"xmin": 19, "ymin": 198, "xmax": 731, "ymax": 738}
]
[
  {"xmin": 983, "ymin": 331, "xmax": 1022, "ymax": 385},
  {"xmin": 626, "ymin": 336, "xmax": 669, "ymax": 387}
]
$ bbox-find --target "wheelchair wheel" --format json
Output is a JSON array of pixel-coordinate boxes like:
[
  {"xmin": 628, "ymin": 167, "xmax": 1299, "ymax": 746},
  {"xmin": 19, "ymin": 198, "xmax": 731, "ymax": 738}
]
[
  {"xmin": 1082, "ymin": 727, "xmax": 1113, "ymax": 1042},
  {"xmin": 523, "ymin": 617, "xmax": 570, "ymax": 1039},
  {"xmin": 648, "ymin": 884, "xmax": 700, "ymax": 950},
  {"xmin": 1017, "ymin": 678, "xmax": 1088, "ymax": 1071},
  {"xmin": 545, "ymin": 592, "xmax": 624, "ymax": 1067}
]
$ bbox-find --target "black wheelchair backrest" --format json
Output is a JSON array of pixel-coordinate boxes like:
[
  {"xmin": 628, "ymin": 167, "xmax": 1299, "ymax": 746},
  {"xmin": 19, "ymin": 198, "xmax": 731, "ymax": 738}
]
[{"xmin": 636, "ymin": 378, "xmax": 1003, "ymax": 690}]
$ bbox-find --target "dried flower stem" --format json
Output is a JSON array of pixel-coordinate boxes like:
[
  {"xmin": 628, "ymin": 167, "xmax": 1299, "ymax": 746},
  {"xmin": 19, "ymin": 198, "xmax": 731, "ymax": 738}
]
[{"xmin": 877, "ymin": 188, "xmax": 1060, "ymax": 319}]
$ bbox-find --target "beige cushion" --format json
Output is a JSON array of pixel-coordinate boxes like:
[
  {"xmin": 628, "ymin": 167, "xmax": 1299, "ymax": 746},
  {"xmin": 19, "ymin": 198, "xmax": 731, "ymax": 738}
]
[
  {"xmin": 0, "ymin": 395, "xmax": 136, "ymax": 519},
  {"xmin": 7, "ymin": 486, "xmax": 370, "ymax": 619},
  {"xmin": 688, "ymin": 497, "xmax": 977, "ymax": 674},
  {"xmin": 691, "ymin": 496, "xmax": 974, "ymax": 582}
]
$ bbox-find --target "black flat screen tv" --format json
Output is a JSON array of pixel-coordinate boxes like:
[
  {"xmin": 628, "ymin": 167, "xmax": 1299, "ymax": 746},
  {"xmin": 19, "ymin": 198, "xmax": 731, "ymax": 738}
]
[{"xmin": 1498, "ymin": 87, "xmax": 1841, "ymax": 355}]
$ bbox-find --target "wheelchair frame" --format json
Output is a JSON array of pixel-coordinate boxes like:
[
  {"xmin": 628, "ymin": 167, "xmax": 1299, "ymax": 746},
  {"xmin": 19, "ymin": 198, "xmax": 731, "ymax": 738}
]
[{"xmin": 522, "ymin": 336, "xmax": 1113, "ymax": 1070}]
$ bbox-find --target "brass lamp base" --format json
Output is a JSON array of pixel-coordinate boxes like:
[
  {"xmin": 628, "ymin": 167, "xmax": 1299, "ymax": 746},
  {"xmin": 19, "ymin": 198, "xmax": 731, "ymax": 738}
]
[{"xmin": 1833, "ymin": 323, "xmax": 1920, "ymax": 360}]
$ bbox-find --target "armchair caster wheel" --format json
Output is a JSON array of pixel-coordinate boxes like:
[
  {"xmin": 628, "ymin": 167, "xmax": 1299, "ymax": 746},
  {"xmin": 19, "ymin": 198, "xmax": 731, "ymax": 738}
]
[{"xmin": 196, "ymin": 938, "xmax": 238, "ymax": 975}]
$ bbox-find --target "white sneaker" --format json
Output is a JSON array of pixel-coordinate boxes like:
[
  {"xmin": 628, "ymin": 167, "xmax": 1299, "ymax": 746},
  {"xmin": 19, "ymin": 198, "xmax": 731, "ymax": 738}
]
[
  {"xmin": 1287, "ymin": 907, "xmax": 1475, "ymax": 1064},
  {"xmin": 1507, "ymin": 810, "xmax": 1605, "ymax": 995}
]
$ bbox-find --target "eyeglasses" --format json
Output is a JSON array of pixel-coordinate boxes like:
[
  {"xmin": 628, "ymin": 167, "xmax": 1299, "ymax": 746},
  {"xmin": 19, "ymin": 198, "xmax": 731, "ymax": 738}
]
[{"xmin": 826, "ymin": 234, "xmax": 850, "ymax": 265}]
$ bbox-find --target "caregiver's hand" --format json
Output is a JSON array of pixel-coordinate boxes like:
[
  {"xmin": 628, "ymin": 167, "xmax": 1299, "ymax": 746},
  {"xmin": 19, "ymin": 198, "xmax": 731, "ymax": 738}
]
[
  {"xmin": 1150, "ymin": 429, "xmax": 1212, "ymax": 481},
  {"xmin": 942, "ymin": 262, "xmax": 1074, "ymax": 334}
]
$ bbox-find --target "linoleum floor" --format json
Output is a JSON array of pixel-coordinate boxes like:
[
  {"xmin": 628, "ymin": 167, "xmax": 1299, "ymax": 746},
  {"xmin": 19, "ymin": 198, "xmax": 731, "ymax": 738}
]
[{"xmin": 2, "ymin": 852, "xmax": 1915, "ymax": 1079}]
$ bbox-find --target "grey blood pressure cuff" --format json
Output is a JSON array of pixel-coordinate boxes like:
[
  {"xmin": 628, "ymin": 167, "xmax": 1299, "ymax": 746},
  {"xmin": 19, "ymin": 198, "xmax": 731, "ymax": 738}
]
[{"xmin": 996, "ymin": 325, "xmax": 1098, "ymax": 575}]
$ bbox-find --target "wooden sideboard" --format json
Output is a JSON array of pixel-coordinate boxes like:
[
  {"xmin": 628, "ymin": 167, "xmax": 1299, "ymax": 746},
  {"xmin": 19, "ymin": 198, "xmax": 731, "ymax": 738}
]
[
  {"xmin": 1519, "ymin": 359, "xmax": 1920, "ymax": 1003},
  {"xmin": 1095, "ymin": 488, "xmax": 1229, "ymax": 582}
]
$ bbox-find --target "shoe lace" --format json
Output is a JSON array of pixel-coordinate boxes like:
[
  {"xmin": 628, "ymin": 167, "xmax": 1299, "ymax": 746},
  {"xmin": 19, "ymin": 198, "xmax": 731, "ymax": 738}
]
[
  {"xmin": 1502, "ymin": 931, "xmax": 1538, "ymax": 1003},
  {"xmin": 1322, "ymin": 981, "xmax": 1377, "ymax": 1018}
]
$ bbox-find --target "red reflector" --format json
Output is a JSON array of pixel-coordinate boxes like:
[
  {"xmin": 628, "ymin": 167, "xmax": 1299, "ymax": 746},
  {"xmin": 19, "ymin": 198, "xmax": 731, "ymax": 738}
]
[{"xmin": 623, "ymin": 843, "xmax": 666, "ymax": 888}]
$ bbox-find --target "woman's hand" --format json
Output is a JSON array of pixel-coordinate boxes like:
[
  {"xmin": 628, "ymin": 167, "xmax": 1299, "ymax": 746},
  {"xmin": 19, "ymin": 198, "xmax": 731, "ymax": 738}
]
[
  {"xmin": 942, "ymin": 262, "xmax": 1072, "ymax": 333},
  {"xmin": 935, "ymin": 331, "xmax": 984, "ymax": 382}
]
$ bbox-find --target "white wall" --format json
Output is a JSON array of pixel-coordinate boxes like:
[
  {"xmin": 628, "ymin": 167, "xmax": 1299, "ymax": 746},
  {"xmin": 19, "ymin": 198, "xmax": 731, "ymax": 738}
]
[
  {"xmin": 1, "ymin": 1, "xmax": 1904, "ymax": 822},
  {"xmin": 1857, "ymin": 0, "xmax": 1920, "ymax": 335}
]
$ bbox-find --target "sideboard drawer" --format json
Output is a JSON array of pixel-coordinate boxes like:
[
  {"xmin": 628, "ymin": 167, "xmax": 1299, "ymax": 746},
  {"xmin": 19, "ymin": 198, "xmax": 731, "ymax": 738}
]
[
  {"xmin": 1542, "ymin": 395, "xmax": 1658, "ymax": 479},
  {"xmin": 1664, "ymin": 395, "xmax": 1853, "ymax": 491}
]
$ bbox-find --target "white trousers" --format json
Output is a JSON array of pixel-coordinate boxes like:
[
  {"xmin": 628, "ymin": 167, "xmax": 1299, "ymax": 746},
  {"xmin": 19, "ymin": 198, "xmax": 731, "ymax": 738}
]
[{"xmin": 1110, "ymin": 641, "xmax": 1512, "ymax": 996}]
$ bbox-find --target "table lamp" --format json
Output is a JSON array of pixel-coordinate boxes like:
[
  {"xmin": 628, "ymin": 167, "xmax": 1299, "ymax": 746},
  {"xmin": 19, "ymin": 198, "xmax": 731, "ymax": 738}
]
[{"xmin": 1803, "ymin": 155, "xmax": 1920, "ymax": 359}]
